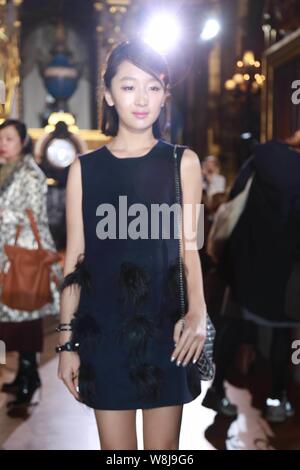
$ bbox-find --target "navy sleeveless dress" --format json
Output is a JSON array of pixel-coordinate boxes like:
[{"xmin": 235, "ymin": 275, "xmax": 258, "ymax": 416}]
[{"xmin": 65, "ymin": 139, "xmax": 201, "ymax": 410}]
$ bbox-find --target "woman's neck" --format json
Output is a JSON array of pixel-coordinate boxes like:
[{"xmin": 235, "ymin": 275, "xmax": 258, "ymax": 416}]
[
  {"xmin": 109, "ymin": 131, "xmax": 158, "ymax": 153},
  {"xmin": 0, "ymin": 157, "xmax": 22, "ymax": 188},
  {"xmin": 3, "ymin": 154, "xmax": 22, "ymax": 164}
]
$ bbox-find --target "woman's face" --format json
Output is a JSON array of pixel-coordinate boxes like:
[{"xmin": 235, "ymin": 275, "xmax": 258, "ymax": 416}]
[
  {"xmin": 0, "ymin": 125, "xmax": 23, "ymax": 162},
  {"xmin": 203, "ymin": 159, "xmax": 218, "ymax": 174},
  {"xmin": 104, "ymin": 60, "xmax": 168, "ymax": 133}
]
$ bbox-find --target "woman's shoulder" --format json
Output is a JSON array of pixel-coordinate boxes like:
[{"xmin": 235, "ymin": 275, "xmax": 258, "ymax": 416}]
[
  {"xmin": 160, "ymin": 139, "xmax": 189, "ymax": 150},
  {"xmin": 178, "ymin": 145, "xmax": 200, "ymax": 168},
  {"xmin": 159, "ymin": 141, "xmax": 199, "ymax": 173},
  {"xmin": 160, "ymin": 140, "xmax": 198, "ymax": 158},
  {"xmin": 76, "ymin": 146, "xmax": 108, "ymax": 174},
  {"xmin": 22, "ymin": 154, "xmax": 47, "ymax": 184},
  {"xmin": 78, "ymin": 146, "xmax": 106, "ymax": 161}
]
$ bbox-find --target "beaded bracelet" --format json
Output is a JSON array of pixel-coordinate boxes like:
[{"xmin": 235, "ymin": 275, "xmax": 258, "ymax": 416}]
[
  {"xmin": 56, "ymin": 323, "xmax": 73, "ymax": 332},
  {"xmin": 55, "ymin": 341, "xmax": 79, "ymax": 353}
]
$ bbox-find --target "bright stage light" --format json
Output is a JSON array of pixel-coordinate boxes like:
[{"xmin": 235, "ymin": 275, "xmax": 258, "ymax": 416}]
[
  {"xmin": 200, "ymin": 18, "xmax": 220, "ymax": 41},
  {"xmin": 241, "ymin": 132, "xmax": 252, "ymax": 140},
  {"xmin": 142, "ymin": 13, "xmax": 181, "ymax": 54}
]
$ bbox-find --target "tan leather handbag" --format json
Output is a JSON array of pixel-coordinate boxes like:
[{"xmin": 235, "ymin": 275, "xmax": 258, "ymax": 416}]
[{"xmin": 0, "ymin": 208, "xmax": 61, "ymax": 311}]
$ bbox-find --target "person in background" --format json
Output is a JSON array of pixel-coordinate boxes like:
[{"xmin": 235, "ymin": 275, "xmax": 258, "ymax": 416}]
[
  {"xmin": 202, "ymin": 155, "xmax": 226, "ymax": 204},
  {"xmin": 0, "ymin": 119, "xmax": 62, "ymax": 418},
  {"xmin": 200, "ymin": 155, "xmax": 227, "ymax": 286},
  {"xmin": 203, "ymin": 130, "xmax": 300, "ymax": 423}
]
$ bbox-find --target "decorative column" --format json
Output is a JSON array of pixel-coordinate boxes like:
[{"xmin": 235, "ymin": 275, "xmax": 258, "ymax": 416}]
[
  {"xmin": 0, "ymin": 0, "xmax": 7, "ymax": 118},
  {"xmin": 0, "ymin": 0, "xmax": 22, "ymax": 119}
]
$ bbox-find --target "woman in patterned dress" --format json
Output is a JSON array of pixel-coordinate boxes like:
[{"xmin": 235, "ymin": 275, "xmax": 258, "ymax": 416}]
[{"xmin": 0, "ymin": 119, "xmax": 62, "ymax": 417}]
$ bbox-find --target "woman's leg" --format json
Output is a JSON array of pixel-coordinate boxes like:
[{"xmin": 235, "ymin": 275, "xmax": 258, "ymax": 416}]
[
  {"xmin": 94, "ymin": 409, "xmax": 138, "ymax": 450},
  {"xmin": 265, "ymin": 327, "xmax": 294, "ymax": 422},
  {"xmin": 213, "ymin": 317, "xmax": 243, "ymax": 396},
  {"xmin": 142, "ymin": 405, "xmax": 183, "ymax": 450},
  {"xmin": 2, "ymin": 352, "xmax": 38, "ymax": 393}
]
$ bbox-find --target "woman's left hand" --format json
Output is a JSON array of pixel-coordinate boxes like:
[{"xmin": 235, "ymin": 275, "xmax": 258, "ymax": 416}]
[{"xmin": 171, "ymin": 310, "xmax": 206, "ymax": 366}]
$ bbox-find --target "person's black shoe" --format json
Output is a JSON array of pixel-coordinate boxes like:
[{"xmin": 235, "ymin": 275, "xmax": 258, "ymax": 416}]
[
  {"xmin": 2, "ymin": 375, "xmax": 22, "ymax": 395},
  {"xmin": 6, "ymin": 362, "xmax": 42, "ymax": 419},
  {"xmin": 265, "ymin": 391, "xmax": 295, "ymax": 423}
]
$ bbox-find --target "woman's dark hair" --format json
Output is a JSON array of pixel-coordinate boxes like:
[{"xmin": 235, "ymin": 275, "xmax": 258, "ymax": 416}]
[
  {"xmin": 0, "ymin": 119, "xmax": 33, "ymax": 155},
  {"xmin": 101, "ymin": 40, "xmax": 170, "ymax": 138}
]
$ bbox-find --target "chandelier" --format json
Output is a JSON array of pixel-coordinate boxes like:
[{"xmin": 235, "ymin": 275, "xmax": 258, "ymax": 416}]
[{"xmin": 225, "ymin": 50, "xmax": 265, "ymax": 93}]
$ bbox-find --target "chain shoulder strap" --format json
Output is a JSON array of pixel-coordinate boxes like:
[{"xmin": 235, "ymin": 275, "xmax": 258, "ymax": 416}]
[{"xmin": 173, "ymin": 144, "xmax": 186, "ymax": 320}]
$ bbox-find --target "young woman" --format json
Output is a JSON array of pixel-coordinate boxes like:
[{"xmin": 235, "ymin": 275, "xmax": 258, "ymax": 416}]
[
  {"xmin": 0, "ymin": 119, "xmax": 62, "ymax": 417},
  {"xmin": 57, "ymin": 40, "xmax": 207, "ymax": 450}
]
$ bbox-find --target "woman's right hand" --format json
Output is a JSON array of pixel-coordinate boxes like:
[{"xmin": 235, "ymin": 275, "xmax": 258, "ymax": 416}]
[{"xmin": 58, "ymin": 351, "xmax": 81, "ymax": 401}]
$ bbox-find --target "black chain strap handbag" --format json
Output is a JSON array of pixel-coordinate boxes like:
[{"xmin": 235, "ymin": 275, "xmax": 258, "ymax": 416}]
[{"xmin": 173, "ymin": 144, "xmax": 216, "ymax": 381}]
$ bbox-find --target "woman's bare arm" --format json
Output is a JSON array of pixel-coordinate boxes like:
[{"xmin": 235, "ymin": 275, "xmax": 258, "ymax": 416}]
[
  {"xmin": 57, "ymin": 157, "xmax": 84, "ymax": 400},
  {"xmin": 59, "ymin": 157, "xmax": 85, "ymax": 341},
  {"xmin": 181, "ymin": 148, "xmax": 206, "ymax": 314},
  {"xmin": 171, "ymin": 148, "xmax": 207, "ymax": 366}
]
